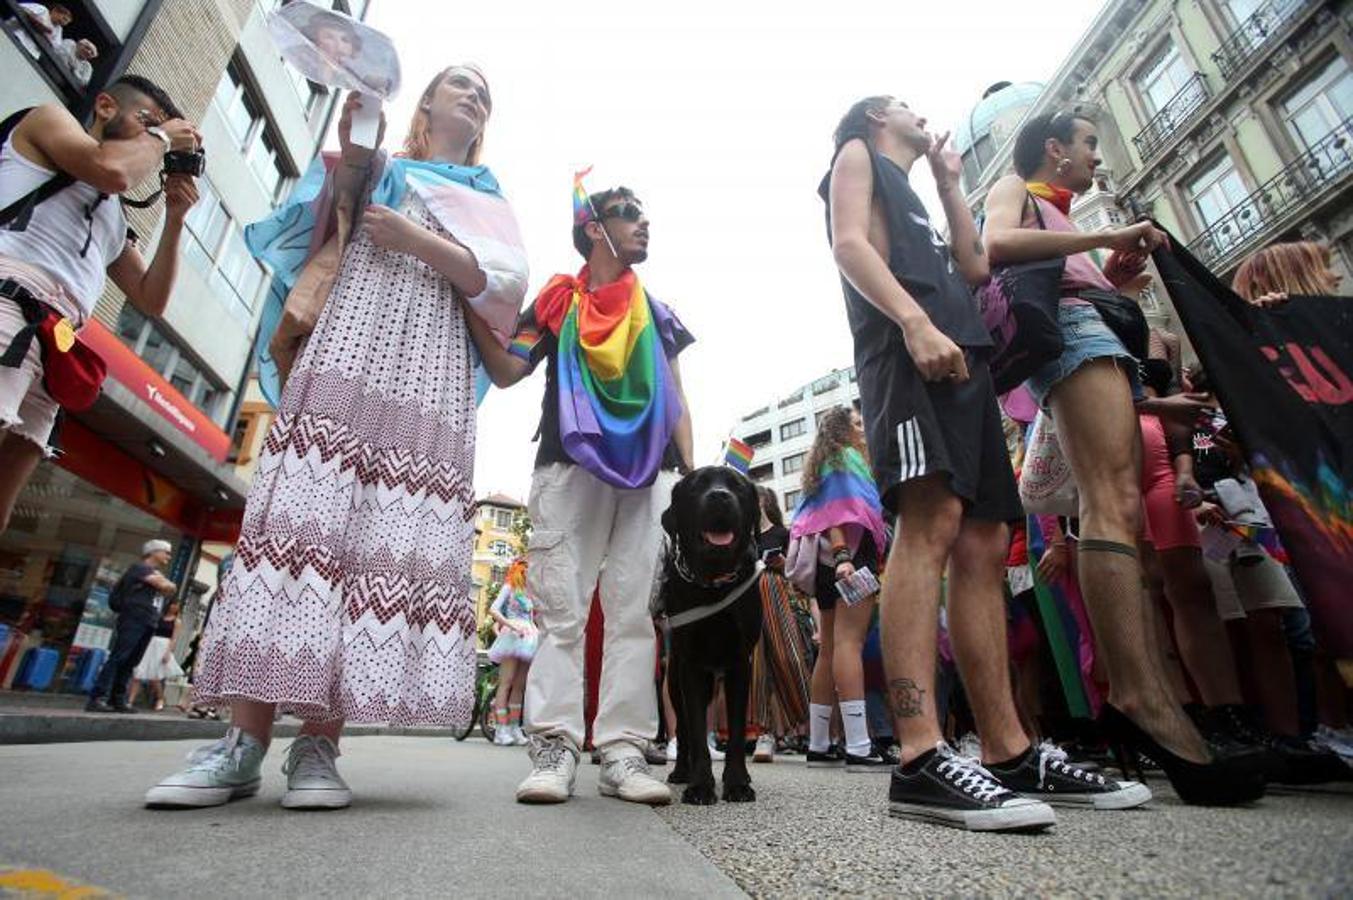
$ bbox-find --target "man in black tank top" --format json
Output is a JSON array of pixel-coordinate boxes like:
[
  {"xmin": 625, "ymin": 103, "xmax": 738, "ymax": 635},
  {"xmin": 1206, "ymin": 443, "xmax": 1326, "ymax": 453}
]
[{"xmin": 821, "ymin": 96, "xmax": 1148, "ymax": 831}]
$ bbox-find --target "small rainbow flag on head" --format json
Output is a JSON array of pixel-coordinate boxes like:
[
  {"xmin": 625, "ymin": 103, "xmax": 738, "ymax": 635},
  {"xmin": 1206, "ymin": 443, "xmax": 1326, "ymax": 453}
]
[
  {"xmin": 573, "ymin": 165, "xmax": 595, "ymax": 225},
  {"xmin": 725, "ymin": 437, "xmax": 754, "ymax": 474}
]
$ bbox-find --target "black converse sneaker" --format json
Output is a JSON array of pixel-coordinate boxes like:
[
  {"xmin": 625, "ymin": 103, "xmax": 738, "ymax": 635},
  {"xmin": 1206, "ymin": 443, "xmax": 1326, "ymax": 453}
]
[
  {"xmin": 990, "ymin": 741, "xmax": 1153, "ymax": 810},
  {"xmin": 806, "ymin": 744, "xmax": 846, "ymax": 768},
  {"xmin": 888, "ymin": 743, "xmax": 1056, "ymax": 832},
  {"xmin": 846, "ymin": 748, "xmax": 894, "ymax": 773}
]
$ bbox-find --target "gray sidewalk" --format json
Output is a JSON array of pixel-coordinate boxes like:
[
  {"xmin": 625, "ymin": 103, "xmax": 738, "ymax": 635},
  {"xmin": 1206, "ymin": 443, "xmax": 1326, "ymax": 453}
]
[
  {"xmin": 0, "ymin": 690, "xmax": 457, "ymax": 744},
  {"xmin": 0, "ymin": 736, "xmax": 744, "ymax": 898}
]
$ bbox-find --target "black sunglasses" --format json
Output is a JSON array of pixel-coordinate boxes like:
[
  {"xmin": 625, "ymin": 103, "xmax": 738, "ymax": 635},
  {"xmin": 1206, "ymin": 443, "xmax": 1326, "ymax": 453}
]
[{"xmin": 601, "ymin": 202, "xmax": 644, "ymax": 223}]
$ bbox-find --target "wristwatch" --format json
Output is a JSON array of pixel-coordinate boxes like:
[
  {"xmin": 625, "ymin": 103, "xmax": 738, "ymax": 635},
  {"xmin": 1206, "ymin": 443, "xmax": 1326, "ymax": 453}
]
[{"xmin": 145, "ymin": 126, "xmax": 171, "ymax": 150}]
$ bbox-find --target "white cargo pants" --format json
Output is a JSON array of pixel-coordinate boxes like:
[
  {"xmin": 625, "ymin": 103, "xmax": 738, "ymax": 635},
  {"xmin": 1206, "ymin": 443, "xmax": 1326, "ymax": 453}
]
[{"xmin": 523, "ymin": 462, "xmax": 677, "ymax": 751}]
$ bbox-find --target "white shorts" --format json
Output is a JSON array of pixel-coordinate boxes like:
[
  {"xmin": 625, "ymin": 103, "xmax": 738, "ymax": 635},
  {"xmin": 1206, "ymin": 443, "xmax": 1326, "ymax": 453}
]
[
  {"xmin": 1205, "ymin": 551, "xmax": 1305, "ymax": 621},
  {"xmin": 0, "ymin": 257, "xmax": 84, "ymax": 457},
  {"xmin": 0, "ymin": 296, "xmax": 59, "ymax": 456}
]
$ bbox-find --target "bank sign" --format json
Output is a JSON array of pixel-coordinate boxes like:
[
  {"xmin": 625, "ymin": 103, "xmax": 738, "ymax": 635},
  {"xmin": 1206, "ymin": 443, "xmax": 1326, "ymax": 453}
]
[{"xmin": 80, "ymin": 320, "xmax": 232, "ymax": 462}]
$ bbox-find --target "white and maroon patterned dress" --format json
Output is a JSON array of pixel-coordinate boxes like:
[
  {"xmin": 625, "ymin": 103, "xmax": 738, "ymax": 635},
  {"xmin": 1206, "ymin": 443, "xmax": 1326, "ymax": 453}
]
[{"xmin": 195, "ymin": 195, "xmax": 478, "ymax": 726}]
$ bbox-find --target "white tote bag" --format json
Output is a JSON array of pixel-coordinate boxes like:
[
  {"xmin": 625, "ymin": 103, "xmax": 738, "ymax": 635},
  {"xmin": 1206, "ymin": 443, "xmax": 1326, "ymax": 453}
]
[{"xmin": 1019, "ymin": 411, "xmax": 1080, "ymax": 517}]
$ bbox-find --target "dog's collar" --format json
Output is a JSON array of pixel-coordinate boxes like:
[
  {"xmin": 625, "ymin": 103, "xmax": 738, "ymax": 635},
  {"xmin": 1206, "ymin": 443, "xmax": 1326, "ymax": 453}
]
[
  {"xmin": 670, "ymin": 533, "xmax": 755, "ymax": 590},
  {"xmin": 665, "ymin": 561, "xmax": 764, "ymax": 630}
]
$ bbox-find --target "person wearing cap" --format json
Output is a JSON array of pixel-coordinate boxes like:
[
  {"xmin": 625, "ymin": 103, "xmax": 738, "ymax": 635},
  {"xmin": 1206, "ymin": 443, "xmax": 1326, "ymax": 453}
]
[{"xmin": 86, "ymin": 538, "xmax": 177, "ymax": 713}]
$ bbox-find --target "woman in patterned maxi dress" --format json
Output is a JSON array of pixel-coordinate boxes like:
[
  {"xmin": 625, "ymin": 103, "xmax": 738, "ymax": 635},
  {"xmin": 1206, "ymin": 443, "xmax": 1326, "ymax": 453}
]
[{"xmin": 146, "ymin": 66, "xmax": 525, "ymax": 811}]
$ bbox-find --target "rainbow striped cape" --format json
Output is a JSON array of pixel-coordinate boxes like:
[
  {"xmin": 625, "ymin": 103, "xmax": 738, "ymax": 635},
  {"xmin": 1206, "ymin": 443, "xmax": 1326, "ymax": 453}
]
[
  {"xmin": 788, "ymin": 447, "xmax": 888, "ymax": 559},
  {"xmin": 533, "ymin": 266, "xmax": 685, "ymax": 489}
]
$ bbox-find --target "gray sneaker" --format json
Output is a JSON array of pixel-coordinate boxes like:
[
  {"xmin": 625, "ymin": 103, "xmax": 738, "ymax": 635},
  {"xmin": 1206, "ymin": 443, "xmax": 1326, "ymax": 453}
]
[
  {"xmin": 281, "ymin": 735, "xmax": 352, "ymax": 810},
  {"xmin": 516, "ymin": 735, "xmax": 578, "ymax": 804},
  {"xmin": 598, "ymin": 744, "xmax": 673, "ymax": 806},
  {"xmin": 144, "ymin": 728, "xmax": 266, "ymax": 808}
]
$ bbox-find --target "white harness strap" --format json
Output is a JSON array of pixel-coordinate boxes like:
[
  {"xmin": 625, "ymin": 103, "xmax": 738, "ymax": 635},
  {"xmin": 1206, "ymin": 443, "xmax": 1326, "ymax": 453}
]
[{"xmin": 665, "ymin": 562, "xmax": 764, "ymax": 630}]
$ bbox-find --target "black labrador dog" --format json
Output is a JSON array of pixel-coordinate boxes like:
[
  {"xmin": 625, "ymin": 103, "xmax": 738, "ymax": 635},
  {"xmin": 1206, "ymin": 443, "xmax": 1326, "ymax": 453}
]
[{"xmin": 659, "ymin": 466, "xmax": 764, "ymax": 805}]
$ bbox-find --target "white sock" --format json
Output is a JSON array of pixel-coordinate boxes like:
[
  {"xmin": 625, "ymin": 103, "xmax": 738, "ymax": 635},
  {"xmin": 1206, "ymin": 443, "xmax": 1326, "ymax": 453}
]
[
  {"xmin": 809, "ymin": 703, "xmax": 833, "ymax": 753},
  {"xmin": 840, "ymin": 699, "xmax": 872, "ymax": 758}
]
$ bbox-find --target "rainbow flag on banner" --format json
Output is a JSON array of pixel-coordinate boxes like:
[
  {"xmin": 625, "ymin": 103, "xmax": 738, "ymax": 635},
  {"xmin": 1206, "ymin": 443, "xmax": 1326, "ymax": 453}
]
[
  {"xmin": 725, "ymin": 437, "xmax": 754, "ymax": 474},
  {"xmin": 573, "ymin": 165, "xmax": 594, "ymax": 225}
]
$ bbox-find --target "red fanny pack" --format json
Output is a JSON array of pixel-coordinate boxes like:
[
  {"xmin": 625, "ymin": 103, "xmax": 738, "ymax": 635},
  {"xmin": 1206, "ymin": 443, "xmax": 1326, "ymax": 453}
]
[{"xmin": 1, "ymin": 289, "xmax": 107, "ymax": 411}]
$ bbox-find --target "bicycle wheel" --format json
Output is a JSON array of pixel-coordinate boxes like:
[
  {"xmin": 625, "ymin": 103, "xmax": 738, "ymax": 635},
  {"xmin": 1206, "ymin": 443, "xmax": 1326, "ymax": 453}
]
[
  {"xmin": 480, "ymin": 702, "xmax": 498, "ymax": 743},
  {"xmin": 451, "ymin": 696, "xmax": 478, "ymax": 741}
]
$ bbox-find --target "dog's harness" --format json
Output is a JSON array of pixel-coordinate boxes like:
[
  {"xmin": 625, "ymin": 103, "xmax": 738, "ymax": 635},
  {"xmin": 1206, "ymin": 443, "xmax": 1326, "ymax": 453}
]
[{"xmin": 665, "ymin": 561, "xmax": 764, "ymax": 630}]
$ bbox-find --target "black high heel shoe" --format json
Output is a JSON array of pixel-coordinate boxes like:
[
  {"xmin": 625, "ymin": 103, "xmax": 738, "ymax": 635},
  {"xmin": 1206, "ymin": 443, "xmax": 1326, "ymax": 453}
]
[{"xmin": 1099, "ymin": 704, "xmax": 1266, "ymax": 806}]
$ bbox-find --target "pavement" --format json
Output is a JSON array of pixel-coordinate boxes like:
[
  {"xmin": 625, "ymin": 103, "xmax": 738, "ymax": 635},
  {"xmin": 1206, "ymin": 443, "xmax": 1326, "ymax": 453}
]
[
  {"xmin": 1, "ymin": 737, "xmax": 1350, "ymax": 898},
  {"xmin": 0, "ymin": 691, "xmax": 456, "ymax": 744}
]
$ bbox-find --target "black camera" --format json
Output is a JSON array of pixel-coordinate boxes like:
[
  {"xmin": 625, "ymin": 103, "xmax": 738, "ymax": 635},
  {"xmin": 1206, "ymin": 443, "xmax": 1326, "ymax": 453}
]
[{"xmin": 162, "ymin": 147, "xmax": 205, "ymax": 178}]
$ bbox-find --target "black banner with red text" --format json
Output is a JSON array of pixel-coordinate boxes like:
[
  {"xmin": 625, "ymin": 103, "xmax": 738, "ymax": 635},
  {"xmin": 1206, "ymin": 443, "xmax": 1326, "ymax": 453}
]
[{"xmin": 1153, "ymin": 241, "xmax": 1353, "ymax": 656}]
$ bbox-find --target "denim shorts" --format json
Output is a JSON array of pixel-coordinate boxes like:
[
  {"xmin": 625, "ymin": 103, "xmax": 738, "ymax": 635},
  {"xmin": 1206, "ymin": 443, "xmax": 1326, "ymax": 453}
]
[{"xmin": 1025, "ymin": 301, "xmax": 1142, "ymax": 409}]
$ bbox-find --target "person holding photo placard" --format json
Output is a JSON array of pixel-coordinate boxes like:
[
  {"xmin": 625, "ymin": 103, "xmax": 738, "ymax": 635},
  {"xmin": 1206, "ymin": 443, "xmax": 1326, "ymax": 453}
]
[{"xmin": 146, "ymin": 65, "xmax": 529, "ymax": 811}]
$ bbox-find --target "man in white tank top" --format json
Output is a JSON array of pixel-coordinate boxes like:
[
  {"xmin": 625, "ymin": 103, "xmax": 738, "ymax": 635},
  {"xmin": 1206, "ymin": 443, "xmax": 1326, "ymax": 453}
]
[{"xmin": 0, "ymin": 75, "xmax": 201, "ymax": 535}]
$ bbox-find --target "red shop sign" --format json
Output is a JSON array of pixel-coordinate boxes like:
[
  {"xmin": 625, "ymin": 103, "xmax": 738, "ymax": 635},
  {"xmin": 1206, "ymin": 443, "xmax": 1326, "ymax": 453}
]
[{"xmin": 80, "ymin": 320, "xmax": 231, "ymax": 462}]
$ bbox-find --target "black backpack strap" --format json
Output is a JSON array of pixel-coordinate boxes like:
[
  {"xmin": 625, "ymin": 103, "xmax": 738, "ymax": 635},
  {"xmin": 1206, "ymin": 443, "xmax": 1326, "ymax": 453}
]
[{"xmin": 0, "ymin": 107, "xmax": 77, "ymax": 231}]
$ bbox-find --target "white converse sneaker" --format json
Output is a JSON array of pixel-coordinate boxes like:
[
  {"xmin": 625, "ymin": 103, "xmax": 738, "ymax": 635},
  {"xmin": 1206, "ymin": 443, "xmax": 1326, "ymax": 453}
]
[
  {"xmin": 754, "ymin": 734, "xmax": 776, "ymax": 763},
  {"xmin": 598, "ymin": 744, "xmax": 673, "ymax": 806},
  {"xmin": 145, "ymin": 728, "xmax": 266, "ymax": 808},
  {"xmin": 516, "ymin": 735, "xmax": 578, "ymax": 804},
  {"xmin": 280, "ymin": 735, "xmax": 351, "ymax": 810},
  {"xmin": 512, "ymin": 725, "xmax": 529, "ymax": 746},
  {"xmin": 494, "ymin": 726, "xmax": 516, "ymax": 747}
]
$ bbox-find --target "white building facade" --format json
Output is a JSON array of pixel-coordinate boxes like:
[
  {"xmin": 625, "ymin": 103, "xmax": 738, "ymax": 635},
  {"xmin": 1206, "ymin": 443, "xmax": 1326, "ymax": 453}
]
[{"xmin": 728, "ymin": 367, "xmax": 861, "ymax": 516}]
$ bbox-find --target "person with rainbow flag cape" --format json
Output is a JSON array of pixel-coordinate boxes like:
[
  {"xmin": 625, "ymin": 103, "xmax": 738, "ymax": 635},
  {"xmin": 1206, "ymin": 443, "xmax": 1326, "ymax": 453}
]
[
  {"xmin": 472, "ymin": 174, "xmax": 694, "ymax": 808},
  {"xmin": 145, "ymin": 67, "xmax": 528, "ymax": 813}
]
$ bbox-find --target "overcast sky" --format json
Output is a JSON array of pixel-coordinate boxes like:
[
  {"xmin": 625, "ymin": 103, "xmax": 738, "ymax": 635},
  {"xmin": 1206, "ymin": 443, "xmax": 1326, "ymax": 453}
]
[{"xmin": 357, "ymin": 0, "xmax": 1106, "ymax": 502}]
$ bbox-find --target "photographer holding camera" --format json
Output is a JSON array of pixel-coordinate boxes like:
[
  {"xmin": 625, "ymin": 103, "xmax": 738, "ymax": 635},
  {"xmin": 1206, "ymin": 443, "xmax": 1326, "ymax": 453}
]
[{"xmin": 0, "ymin": 75, "xmax": 200, "ymax": 536}]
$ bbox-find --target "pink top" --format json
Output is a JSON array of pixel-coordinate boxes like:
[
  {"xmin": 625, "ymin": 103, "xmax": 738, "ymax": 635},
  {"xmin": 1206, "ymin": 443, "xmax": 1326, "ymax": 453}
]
[{"xmin": 1024, "ymin": 195, "xmax": 1114, "ymax": 305}]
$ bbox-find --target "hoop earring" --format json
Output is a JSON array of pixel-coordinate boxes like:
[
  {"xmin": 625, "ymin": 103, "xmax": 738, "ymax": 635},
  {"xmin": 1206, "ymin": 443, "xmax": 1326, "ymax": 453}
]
[{"xmin": 1056, "ymin": 158, "xmax": 1072, "ymax": 175}]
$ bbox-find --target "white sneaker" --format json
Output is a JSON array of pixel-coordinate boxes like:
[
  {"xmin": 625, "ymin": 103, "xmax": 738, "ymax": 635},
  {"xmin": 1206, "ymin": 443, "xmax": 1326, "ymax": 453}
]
[
  {"xmin": 516, "ymin": 735, "xmax": 578, "ymax": 804},
  {"xmin": 708, "ymin": 732, "xmax": 725, "ymax": 762},
  {"xmin": 598, "ymin": 744, "xmax": 672, "ymax": 806},
  {"xmin": 281, "ymin": 735, "xmax": 351, "ymax": 810},
  {"xmin": 493, "ymin": 726, "xmax": 516, "ymax": 747},
  {"xmin": 666, "ymin": 738, "xmax": 678, "ymax": 762},
  {"xmin": 754, "ymin": 734, "xmax": 775, "ymax": 763},
  {"xmin": 512, "ymin": 725, "xmax": 530, "ymax": 746},
  {"xmin": 144, "ymin": 728, "xmax": 266, "ymax": 808}
]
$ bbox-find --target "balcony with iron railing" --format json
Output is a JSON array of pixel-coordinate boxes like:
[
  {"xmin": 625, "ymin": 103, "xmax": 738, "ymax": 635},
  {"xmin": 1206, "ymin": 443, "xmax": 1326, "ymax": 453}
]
[
  {"xmin": 1186, "ymin": 117, "xmax": 1351, "ymax": 269},
  {"xmin": 1211, "ymin": 0, "xmax": 1323, "ymax": 81},
  {"xmin": 1133, "ymin": 73, "xmax": 1210, "ymax": 162}
]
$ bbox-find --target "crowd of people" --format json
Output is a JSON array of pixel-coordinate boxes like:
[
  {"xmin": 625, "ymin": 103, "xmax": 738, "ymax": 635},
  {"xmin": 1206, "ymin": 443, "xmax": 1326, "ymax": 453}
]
[{"xmin": 0, "ymin": 53, "xmax": 1348, "ymax": 834}]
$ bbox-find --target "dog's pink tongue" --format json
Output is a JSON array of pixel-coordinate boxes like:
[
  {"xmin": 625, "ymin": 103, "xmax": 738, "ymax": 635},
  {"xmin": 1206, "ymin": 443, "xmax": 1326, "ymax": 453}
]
[{"xmin": 703, "ymin": 531, "xmax": 736, "ymax": 547}]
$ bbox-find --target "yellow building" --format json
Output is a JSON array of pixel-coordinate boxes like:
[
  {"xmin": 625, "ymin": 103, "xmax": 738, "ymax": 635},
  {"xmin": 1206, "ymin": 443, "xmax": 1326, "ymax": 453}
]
[{"xmin": 471, "ymin": 493, "xmax": 526, "ymax": 645}]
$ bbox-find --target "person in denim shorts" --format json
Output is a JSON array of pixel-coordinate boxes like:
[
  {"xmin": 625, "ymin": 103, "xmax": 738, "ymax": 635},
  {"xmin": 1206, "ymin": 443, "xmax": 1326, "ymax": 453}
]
[{"xmin": 984, "ymin": 110, "xmax": 1263, "ymax": 806}]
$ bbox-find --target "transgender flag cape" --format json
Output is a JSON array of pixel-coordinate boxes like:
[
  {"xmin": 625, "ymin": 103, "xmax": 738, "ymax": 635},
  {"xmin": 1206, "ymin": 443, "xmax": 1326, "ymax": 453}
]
[
  {"xmin": 785, "ymin": 447, "xmax": 888, "ymax": 594},
  {"xmin": 246, "ymin": 153, "xmax": 528, "ymax": 406}
]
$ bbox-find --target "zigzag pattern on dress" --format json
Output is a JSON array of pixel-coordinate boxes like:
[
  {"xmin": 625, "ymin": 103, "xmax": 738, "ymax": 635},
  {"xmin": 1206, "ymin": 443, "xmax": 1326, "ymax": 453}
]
[
  {"xmin": 262, "ymin": 410, "xmax": 477, "ymax": 511},
  {"xmin": 233, "ymin": 521, "xmax": 471, "ymax": 589},
  {"xmin": 280, "ymin": 369, "xmax": 475, "ymax": 456},
  {"xmin": 194, "ymin": 635, "xmax": 474, "ymax": 727}
]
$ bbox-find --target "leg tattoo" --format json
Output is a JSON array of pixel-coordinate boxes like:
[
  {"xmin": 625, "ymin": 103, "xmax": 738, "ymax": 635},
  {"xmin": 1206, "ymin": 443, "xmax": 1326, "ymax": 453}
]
[{"xmin": 888, "ymin": 678, "xmax": 926, "ymax": 719}]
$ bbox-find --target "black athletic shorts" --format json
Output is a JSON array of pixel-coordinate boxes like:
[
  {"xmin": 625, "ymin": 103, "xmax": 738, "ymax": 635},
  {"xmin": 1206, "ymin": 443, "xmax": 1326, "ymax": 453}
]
[{"xmin": 858, "ymin": 348, "xmax": 1022, "ymax": 523}]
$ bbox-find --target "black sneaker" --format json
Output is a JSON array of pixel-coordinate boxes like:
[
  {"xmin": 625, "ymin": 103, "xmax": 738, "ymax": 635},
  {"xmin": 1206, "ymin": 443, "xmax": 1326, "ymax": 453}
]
[
  {"xmin": 846, "ymin": 749, "xmax": 894, "ymax": 773},
  {"xmin": 989, "ymin": 741, "xmax": 1152, "ymax": 810},
  {"xmin": 806, "ymin": 744, "xmax": 845, "ymax": 768},
  {"xmin": 85, "ymin": 699, "xmax": 113, "ymax": 713},
  {"xmin": 1215, "ymin": 705, "xmax": 1348, "ymax": 785},
  {"xmin": 888, "ymin": 743, "xmax": 1056, "ymax": 832},
  {"xmin": 110, "ymin": 703, "xmax": 136, "ymax": 714}
]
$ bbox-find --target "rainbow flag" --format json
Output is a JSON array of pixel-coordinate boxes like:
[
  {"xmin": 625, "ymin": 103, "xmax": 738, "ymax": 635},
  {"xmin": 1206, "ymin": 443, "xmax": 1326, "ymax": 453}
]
[
  {"xmin": 535, "ymin": 266, "xmax": 683, "ymax": 489},
  {"xmin": 573, "ymin": 165, "xmax": 594, "ymax": 225},
  {"xmin": 725, "ymin": 437, "xmax": 754, "ymax": 474},
  {"xmin": 788, "ymin": 447, "xmax": 887, "ymax": 555}
]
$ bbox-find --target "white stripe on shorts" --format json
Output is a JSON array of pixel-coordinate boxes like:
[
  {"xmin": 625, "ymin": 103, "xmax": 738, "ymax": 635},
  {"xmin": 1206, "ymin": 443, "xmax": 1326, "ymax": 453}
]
[{"xmin": 897, "ymin": 417, "xmax": 927, "ymax": 481}]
